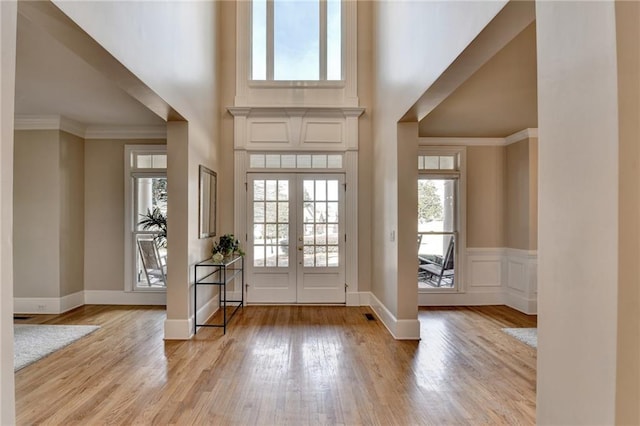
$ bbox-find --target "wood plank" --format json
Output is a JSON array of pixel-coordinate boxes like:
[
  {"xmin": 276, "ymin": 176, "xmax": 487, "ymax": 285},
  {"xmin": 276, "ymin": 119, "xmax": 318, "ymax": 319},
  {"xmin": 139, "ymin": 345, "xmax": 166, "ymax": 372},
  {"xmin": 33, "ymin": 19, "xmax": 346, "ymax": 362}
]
[{"xmin": 15, "ymin": 305, "xmax": 536, "ymax": 424}]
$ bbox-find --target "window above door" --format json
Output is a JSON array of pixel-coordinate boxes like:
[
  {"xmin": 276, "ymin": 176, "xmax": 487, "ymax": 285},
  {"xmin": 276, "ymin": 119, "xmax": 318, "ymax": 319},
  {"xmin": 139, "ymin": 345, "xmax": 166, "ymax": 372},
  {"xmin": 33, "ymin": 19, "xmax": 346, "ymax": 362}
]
[
  {"xmin": 235, "ymin": 0, "xmax": 358, "ymax": 106},
  {"xmin": 251, "ymin": 0, "xmax": 342, "ymax": 82}
]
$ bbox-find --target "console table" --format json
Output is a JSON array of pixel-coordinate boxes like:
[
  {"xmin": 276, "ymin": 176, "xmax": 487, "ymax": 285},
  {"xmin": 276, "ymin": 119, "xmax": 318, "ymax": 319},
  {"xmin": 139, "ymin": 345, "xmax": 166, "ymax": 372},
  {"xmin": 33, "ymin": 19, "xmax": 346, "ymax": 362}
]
[{"xmin": 194, "ymin": 255, "xmax": 244, "ymax": 335}]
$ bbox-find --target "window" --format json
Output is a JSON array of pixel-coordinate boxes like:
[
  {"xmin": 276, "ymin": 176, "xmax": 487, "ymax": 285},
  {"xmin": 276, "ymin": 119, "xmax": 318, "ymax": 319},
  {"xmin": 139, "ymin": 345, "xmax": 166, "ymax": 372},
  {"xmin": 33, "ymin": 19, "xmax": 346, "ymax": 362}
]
[
  {"xmin": 124, "ymin": 146, "xmax": 167, "ymax": 292},
  {"xmin": 417, "ymin": 147, "xmax": 466, "ymax": 293},
  {"xmin": 251, "ymin": 0, "xmax": 342, "ymax": 81}
]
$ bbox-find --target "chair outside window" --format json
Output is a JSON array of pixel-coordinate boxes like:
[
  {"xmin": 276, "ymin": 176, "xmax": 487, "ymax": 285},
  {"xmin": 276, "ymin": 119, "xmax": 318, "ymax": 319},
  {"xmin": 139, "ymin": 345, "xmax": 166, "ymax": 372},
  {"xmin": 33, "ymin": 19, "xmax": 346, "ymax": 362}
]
[
  {"xmin": 418, "ymin": 235, "xmax": 454, "ymax": 288},
  {"xmin": 137, "ymin": 236, "xmax": 167, "ymax": 287}
]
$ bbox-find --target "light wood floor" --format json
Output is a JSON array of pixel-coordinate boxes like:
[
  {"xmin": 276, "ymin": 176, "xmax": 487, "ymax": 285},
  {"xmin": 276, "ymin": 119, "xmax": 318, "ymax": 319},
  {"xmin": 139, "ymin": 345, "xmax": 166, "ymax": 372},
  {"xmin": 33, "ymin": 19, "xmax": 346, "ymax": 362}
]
[{"xmin": 15, "ymin": 304, "xmax": 536, "ymax": 425}]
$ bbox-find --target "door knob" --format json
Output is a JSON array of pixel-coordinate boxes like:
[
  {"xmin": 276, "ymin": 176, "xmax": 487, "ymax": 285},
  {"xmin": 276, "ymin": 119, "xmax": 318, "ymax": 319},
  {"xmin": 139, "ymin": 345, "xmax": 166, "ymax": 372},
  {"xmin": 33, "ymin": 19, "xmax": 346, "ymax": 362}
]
[{"xmin": 298, "ymin": 247, "xmax": 303, "ymax": 251}]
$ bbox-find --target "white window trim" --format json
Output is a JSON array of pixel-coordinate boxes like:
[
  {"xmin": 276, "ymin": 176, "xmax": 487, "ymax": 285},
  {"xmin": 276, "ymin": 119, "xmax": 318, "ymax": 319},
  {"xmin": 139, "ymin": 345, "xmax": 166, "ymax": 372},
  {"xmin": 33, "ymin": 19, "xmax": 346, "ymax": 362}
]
[
  {"xmin": 124, "ymin": 145, "xmax": 167, "ymax": 293},
  {"xmin": 235, "ymin": 0, "xmax": 358, "ymax": 107},
  {"xmin": 417, "ymin": 146, "xmax": 467, "ymax": 293}
]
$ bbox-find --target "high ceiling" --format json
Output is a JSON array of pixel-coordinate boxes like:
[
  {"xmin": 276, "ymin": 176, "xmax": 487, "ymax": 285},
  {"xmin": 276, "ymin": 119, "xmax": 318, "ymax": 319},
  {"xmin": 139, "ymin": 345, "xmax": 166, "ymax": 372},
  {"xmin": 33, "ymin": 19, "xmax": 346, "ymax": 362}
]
[
  {"xmin": 419, "ymin": 23, "xmax": 537, "ymax": 138},
  {"xmin": 14, "ymin": 14, "xmax": 165, "ymax": 128}
]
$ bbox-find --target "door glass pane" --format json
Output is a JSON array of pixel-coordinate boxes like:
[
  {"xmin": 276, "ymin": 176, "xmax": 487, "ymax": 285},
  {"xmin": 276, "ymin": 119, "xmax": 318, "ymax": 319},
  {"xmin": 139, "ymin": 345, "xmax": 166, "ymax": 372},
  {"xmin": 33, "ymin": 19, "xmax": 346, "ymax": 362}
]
[
  {"xmin": 302, "ymin": 179, "xmax": 339, "ymax": 268},
  {"xmin": 253, "ymin": 179, "xmax": 289, "ymax": 267}
]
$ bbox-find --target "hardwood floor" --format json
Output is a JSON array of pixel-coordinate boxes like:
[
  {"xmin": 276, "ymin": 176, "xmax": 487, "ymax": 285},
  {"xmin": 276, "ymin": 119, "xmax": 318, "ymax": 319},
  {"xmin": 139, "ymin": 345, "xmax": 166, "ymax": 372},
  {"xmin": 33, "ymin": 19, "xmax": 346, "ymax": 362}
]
[{"xmin": 15, "ymin": 305, "xmax": 536, "ymax": 425}]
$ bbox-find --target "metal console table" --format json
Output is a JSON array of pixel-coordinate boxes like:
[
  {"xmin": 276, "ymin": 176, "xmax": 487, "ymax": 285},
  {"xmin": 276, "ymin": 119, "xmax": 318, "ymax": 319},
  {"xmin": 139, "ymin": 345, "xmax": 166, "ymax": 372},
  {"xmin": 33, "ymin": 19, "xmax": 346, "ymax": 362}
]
[{"xmin": 194, "ymin": 255, "xmax": 244, "ymax": 335}]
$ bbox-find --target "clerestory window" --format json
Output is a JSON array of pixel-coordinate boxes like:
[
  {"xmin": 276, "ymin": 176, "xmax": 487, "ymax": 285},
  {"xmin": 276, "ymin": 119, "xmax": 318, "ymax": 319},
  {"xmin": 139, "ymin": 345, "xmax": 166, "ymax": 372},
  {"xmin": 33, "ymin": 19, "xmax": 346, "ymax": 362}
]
[{"xmin": 251, "ymin": 0, "xmax": 343, "ymax": 81}]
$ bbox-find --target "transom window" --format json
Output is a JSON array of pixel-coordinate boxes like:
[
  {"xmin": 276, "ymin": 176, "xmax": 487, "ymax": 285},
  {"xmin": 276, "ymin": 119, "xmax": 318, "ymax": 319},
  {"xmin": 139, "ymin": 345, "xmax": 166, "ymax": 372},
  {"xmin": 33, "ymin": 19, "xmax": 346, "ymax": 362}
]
[
  {"xmin": 251, "ymin": 0, "xmax": 342, "ymax": 81},
  {"xmin": 249, "ymin": 153, "xmax": 343, "ymax": 169},
  {"xmin": 418, "ymin": 155, "xmax": 458, "ymax": 171}
]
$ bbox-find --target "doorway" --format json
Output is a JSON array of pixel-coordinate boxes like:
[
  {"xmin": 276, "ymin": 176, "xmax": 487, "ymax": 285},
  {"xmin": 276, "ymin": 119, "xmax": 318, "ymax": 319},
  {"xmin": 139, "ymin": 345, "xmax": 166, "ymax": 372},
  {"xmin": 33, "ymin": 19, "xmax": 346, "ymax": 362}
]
[{"xmin": 246, "ymin": 173, "xmax": 346, "ymax": 303}]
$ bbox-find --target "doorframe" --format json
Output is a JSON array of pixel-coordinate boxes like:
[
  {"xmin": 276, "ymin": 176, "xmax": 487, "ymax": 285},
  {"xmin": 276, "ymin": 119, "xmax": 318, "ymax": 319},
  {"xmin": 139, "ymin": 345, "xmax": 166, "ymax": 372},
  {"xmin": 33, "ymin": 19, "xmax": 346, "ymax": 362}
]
[{"xmin": 234, "ymin": 150, "xmax": 359, "ymax": 305}]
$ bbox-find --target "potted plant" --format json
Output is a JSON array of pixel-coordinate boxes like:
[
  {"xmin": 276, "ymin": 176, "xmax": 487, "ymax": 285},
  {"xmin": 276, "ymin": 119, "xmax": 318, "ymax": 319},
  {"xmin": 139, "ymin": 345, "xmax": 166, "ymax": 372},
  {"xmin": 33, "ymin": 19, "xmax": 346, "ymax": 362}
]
[
  {"xmin": 138, "ymin": 207, "xmax": 167, "ymax": 248},
  {"xmin": 212, "ymin": 234, "xmax": 244, "ymax": 261}
]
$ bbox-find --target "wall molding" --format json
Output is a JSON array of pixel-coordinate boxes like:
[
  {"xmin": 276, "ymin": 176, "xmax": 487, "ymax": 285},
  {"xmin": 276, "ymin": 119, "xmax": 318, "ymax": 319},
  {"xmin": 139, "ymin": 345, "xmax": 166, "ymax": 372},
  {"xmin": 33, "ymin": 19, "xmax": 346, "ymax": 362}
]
[
  {"xmin": 368, "ymin": 292, "xmax": 421, "ymax": 340},
  {"xmin": 164, "ymin": 319, "xmax": 192, "ymax": 340},
  {"xmin": 419, "ymin": 128, "xmax": 538, "ymax": 147},
  {"xmin": 83, "ymin": 290, "xmax": 166, "ymax": 305},
  {"xmin": 14, "ymin": 114, "xmax": 166, "ymax": 139},
  {"xmin": 417, "ymin": 247, "xmax": 537, "ymax": 315}
]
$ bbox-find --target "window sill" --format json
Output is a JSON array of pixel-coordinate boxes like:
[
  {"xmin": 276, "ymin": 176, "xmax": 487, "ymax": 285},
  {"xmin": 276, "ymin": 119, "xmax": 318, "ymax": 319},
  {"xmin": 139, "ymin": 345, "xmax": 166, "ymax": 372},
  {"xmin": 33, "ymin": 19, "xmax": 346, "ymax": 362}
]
[{"xmin": 248, "ymin": 80, "xmax": 346, "ymax": 89}]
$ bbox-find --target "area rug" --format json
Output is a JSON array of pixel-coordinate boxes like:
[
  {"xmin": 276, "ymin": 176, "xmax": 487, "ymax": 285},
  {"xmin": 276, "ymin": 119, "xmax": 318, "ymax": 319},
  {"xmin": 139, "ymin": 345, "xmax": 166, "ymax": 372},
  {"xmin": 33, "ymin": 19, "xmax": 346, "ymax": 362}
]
[
  {"xmin": 502, "ymin": 327, "xmax": 537, "ymax": 348},
  {"xmin": 14, "ymin": 324, "xmax": 100, "ymax": 371}
]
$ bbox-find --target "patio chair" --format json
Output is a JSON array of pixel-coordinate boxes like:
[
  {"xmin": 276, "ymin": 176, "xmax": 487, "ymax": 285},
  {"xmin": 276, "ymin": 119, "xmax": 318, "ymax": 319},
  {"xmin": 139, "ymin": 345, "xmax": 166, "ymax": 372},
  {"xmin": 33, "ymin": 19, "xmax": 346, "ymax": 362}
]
[
  {"xmin": 419, "ymin": 236, "xmax": 454, "ymax": 287},
  {"xmin": 137, "ymin": 237, "xmax": 167, "ymax": 286}
]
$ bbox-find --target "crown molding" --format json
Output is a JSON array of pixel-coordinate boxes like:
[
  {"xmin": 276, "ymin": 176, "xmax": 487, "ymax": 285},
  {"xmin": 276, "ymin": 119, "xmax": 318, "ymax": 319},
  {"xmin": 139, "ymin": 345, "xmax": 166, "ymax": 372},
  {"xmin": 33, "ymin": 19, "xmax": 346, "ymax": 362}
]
[
  {"xmin": 420, "ymin": 128, "xmax": 539, "ymax": 147},
  {"xmin": 505, "ymin": 128, "xmax": 538, "ymax": 145},
  {"xmin": 14, "ymin": 115, "xmax": 166, "ymax": 140},
  {"xmin": 227, "ymin": 106, "xmax": 365, "ymax": 118},
  {"xmin": 84, "ymin": 126, "xmax": 166, "ymax": 140},
  {"xmin": 419, "ymin": 137, "xmax": 506, "ymax": 146}
]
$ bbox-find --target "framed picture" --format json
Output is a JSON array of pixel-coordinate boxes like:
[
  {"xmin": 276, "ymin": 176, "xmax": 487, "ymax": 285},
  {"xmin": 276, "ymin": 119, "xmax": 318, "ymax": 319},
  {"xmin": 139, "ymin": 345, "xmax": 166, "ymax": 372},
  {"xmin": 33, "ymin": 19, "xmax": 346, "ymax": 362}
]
[{"xmin": 198, "ymin": 165, "xmax": 217, "ymax": 238}]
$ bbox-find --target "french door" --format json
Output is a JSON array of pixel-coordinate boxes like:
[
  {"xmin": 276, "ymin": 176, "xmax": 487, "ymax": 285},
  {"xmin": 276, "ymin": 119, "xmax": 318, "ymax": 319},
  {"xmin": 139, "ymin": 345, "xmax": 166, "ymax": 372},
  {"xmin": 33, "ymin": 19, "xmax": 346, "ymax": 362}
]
[{"xmin": 247, "ymin": 173, "xmax": 346, "ymax": 303}]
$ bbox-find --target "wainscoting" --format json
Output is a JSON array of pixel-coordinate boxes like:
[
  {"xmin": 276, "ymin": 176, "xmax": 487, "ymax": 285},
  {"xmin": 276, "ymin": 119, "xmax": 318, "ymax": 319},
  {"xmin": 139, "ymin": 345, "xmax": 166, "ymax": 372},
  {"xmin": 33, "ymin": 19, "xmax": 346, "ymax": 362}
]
[{"xmin": 418, "ymin": 247, "xmax": 537, "ymax": 315}]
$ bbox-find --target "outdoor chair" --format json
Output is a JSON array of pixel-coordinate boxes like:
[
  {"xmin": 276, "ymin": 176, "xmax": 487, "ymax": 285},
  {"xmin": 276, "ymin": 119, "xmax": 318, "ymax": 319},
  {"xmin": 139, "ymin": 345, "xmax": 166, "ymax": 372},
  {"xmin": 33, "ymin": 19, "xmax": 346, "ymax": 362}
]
[{"xmin": 137, "ymin": 237, "xmax": 167, "ymax": 287}]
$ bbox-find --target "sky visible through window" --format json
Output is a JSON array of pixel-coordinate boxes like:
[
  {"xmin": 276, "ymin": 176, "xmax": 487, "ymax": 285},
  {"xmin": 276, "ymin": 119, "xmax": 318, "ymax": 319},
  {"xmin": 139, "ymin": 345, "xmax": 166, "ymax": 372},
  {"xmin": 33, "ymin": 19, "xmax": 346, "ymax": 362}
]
[{"xmin": 252, "ymin": 0, "xmax": 341, "ymax": 81}]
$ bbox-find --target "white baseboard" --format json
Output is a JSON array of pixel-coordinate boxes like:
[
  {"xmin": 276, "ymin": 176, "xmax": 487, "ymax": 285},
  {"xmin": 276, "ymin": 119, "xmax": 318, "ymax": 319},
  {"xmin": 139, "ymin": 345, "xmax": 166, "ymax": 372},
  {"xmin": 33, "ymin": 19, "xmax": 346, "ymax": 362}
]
[
  {"xmin": 164, "ymin": 318, "xmax": 192, "ymax": 340},
  {"xmin": 15, "ymin": 297, "xmax": 62, "ymax": 314},
  {"xmin": 506, "ymin": 292, "xmax": 537, "ymax": 315},
  {"xmin": 84, "ymin": 290, "xmax": 166, "ymax": 305},
  {"xmin": 418, "ymin": 290, "xmax": 505, "ymax": 306},
  {"xmin": 195, "ymin": 294, "xmax": 220, "ymax": 330},
  {"xmin": 346, "ymin": 291, "xmax": 370, "ymax": 306},
  {"xmin": 14, "ymin": 291, "xmax": 85, "ymax": 314},
  {"xmin": 369, "ymin": 292, "xmax": 420, "ymax": 340}
]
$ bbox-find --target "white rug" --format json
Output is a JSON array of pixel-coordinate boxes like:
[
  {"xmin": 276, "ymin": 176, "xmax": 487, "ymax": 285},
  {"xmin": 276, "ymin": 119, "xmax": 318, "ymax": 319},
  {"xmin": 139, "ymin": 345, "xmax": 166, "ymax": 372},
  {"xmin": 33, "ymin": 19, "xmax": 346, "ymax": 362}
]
[
  {"xmin": 502, "ymin": 327, "xmax": 537, "ymax": 348},
  {"xmin": 14, "ymin": 324, "xmax": 100, "ymax": 371}
]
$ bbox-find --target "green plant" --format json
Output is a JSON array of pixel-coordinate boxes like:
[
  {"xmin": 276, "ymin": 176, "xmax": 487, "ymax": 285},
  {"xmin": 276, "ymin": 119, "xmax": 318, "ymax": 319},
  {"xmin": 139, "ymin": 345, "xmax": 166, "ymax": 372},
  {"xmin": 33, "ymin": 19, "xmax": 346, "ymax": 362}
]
[
  {"xmin": 138, "ymin": 207, "xmax": 167, "ymax": 248},
  {"xmin": 213, "ymin": 234, "xmax": 245, "ymax": 257}
]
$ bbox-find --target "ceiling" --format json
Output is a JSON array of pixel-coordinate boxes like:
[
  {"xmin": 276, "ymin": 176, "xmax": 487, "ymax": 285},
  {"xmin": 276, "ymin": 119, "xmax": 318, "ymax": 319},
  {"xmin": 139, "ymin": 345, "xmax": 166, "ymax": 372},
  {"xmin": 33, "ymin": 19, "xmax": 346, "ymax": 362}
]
[
  {"xmin": 419, "ymin": 22, "xmax": 537, "ymax": 138},
  {"xmin": 14, "ymin": 14, "xmax": 165, "ymax": 129}
]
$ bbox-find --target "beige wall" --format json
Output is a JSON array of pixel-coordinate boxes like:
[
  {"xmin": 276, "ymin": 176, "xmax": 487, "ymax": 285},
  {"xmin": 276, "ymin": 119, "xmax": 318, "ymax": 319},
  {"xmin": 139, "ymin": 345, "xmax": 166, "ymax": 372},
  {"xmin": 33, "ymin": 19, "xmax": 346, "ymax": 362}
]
[
  {"xmin": 615, "ymin": 1, "xmax": 640, "ymax": 423},
  {"xmin": 467, "ymin": 146, "xmax": 506, "ymax": 248},
  {"xmin": 537, "ymin": 2, "xmax": 620, "ymax": 423},
  {"xmin": 466, "ymin": 140, "xmax": 537, "ymax": 251},
  {"xmin": 0, "ymin": 1, "xmax": 17, "ymax": 420},
  {"xmin": 84, "ymin": 139, "xmax": 165, "ymax": 292},
  {"xmin": 14, "ymin": 130, "xmax": 86, "ymax": 298},
  {"xmin": 506, "ymin": 139, "xmax": 530, "ymax": 250},
  {"xmin": 528, "ymin": 138, "xmax": 538, "ymax": 250},
  {"xmin": 357, "ymin": 0, "xmax": 374, "ymax": 293},
  {"xmin": 59, "ymin": 131, "xmax": 84, "ymax": 296},
  {"xmin": 13, "ymin": 130, "xmax": 61, "ymax": 298}
]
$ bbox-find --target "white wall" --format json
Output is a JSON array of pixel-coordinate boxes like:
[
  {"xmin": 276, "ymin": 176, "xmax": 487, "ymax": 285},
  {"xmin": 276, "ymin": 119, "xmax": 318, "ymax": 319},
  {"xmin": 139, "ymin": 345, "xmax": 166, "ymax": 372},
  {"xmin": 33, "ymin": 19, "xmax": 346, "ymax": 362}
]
[
  {"xmin": 0, "ymin": 0, "xmax": 17, "ymax": 422},
  {"xmin": 371, "ymin": 0, "xmax": 508, "ymax": 330},
  {"xmin": 536, "ymin": 2, "xmax": 619, "ymax": 423},
  {"xmin": 52, "ymin": 0, "xmax": 221, "ymax": 338}
]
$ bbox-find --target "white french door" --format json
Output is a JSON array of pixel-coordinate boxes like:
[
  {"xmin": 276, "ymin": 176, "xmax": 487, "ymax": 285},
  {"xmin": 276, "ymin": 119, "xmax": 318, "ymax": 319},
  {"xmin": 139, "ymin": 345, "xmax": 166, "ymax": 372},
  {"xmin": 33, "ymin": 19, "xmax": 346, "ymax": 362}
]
[{"xmin": 247, "ymin": 173, "xmax": 346, "ymax": 303}]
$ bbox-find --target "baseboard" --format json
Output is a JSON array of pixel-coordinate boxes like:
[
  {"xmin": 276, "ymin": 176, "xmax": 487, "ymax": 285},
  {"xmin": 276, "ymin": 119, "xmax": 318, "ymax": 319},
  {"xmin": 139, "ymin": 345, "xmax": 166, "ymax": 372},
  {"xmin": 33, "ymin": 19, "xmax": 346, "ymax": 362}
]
[
  {"xmin": 418, "ymin": 290, "xmax": 505, "ymax": 307},
  {"xmin": 195, "ymin": 294, "xmax": 220, "ymax": 330},
  {"xmin": 84, "ymin": 290, "xmax": 166, "ymax": 305},
  {"xmin": 368, "ymin": 292, "xmax": 420, "ymax": 340},
  {"xmin": 14, "ymin": 291, "xmax": 85, "ymax": 314},
  {"xmin": 14, "ymin": 297, "xmax": 62, "ymax": 314},
  {"xmin": 164, "ymin": 319, "xmax": 192, "ymax": 340},
  {"xmin": 60, "ymin": 291, "xmax": 85, "ymax": 313},
  {"xmin": 506, "ymin": 291, "xmax": 537, "ymax": 315}
]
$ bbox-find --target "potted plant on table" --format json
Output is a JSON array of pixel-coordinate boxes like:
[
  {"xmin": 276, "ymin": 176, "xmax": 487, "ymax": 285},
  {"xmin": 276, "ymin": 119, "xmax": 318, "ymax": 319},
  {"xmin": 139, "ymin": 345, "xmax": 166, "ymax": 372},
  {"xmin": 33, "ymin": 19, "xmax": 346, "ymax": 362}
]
[{"xmin": 212, "ymin": 234, "xmax": 245, "ymax": 263}]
